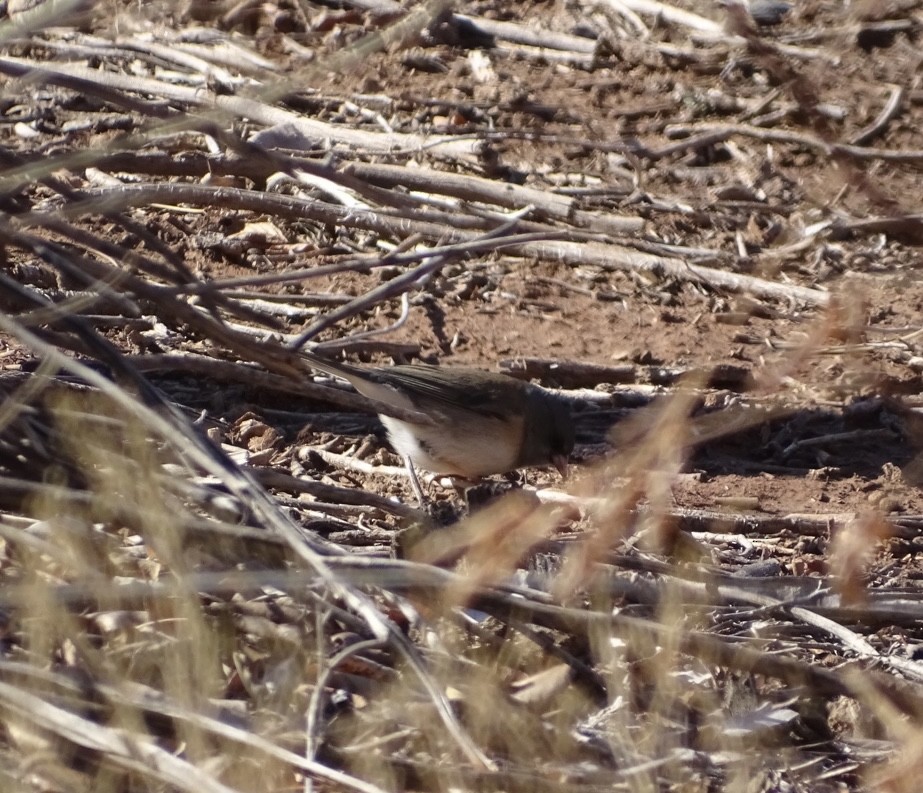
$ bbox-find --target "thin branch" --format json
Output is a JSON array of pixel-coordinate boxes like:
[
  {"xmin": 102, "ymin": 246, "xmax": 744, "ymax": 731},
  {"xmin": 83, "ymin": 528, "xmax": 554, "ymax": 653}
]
[{"xmin": 848, "ymin": 84, "xmax": 906, "ymax": 146}]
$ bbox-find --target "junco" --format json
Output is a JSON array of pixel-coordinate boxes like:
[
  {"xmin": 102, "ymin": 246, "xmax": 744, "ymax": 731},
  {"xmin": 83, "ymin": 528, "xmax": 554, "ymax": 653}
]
[
  {"xmin": 300, "ymin": 352, "xmax": 575, "ymax": 501},
  {"xmin": 719, "ymin": 0, "xmax": 792, "ymax": 27},
  {"xmin": 747, "ymin": 0, "xmax": 792, "ymax": 26}
]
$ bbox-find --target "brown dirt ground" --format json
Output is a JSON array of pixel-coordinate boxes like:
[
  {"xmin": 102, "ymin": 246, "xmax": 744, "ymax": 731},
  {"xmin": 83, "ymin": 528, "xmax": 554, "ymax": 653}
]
[
  {"xmin": 7, "ymin": 0, "xmax": 923, "ymax": 562},
  {"xmin": 175, "ymin": 1, "xmax": 923, "ymax": 543}
]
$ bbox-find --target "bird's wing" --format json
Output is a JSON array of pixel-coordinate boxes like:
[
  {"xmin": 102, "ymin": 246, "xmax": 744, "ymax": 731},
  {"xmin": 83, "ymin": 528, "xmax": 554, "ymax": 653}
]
[{"xmin": 377, "ymin": 366, "xmax": 518, "ymax": 420}]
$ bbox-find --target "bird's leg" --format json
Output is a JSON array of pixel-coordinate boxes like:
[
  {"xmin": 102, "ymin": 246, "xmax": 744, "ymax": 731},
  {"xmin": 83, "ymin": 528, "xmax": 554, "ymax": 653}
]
[
  {"xmin": 404, "ymin": 456, "xmax": 427, "ymax": 505},
  {"xmin": 402, "ymin": 460, "xmax": 463, "ymax": 524}
]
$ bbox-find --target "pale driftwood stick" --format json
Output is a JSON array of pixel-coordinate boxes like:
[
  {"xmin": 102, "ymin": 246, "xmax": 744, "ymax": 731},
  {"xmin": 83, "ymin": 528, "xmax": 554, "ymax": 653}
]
[
  {"xmin": 660, "ymin": 506, "xmax": 855, "ymax": 537},
  {"xmin": 25, "ymin": 288, "xmax": 140, "ymax": 319},
  {"xmin": 688, "ymin": 530, "xmax": 755, "ymax": 550},
  {"xmin": 85, "ymin": 150, "xmax": 424, "ymax": 214},
  {"xmin": 451, "ymin": 14, "xmax": 597, "ymax": 53},
  {"xmin": 849, "ymin": 84, "xmax": 905, "ymax": 146},
  {"xmin": 0, "ymin": 0, "xmax": 90, "ymax": 41},
  {"xmin": 662, "ymin": 122, "xmax": 923, "ymax": 163},
  {"xmin": 529, "ymin": 488, "xmax": 866, "ymax": 540},
  {"xmin": 490, "ymin": 42, "xmax": 598, "ymax": 67},
  {"xmin": 92, "ymin": 34, "xmax": 240, "ymax": 86},
  {"xmin": 693, "ymin": 33, "xmax": 837, "ymax": 63},
  {"xmin": 786, "ymin": 605, "xmax": 923, "ymax": 684},
  {"xmin": 589, "ymin": 0, "xmax": 649, "ymax": 37},
  {"xmin": 637, "ymin": 238, "xmax": 743, "ymax": 260},
  {"xmin": 63, "ymin": 183, "xmax": 831, "ymax": 306},
  {"xmin": 344, "ymin": 161, "xmax": 645, "ymax": 235},
  {"xmin": 509, "ymin": 238, "xmax": 831, "ymax": 305},
  {"xmin": 282, "ymin": 500, "xmax": 393, "ymax": 527},
  {"xmin": 14, "ymin": 36, "xmax": 158, "ymax": 64},
  {"xmin": 772, "ymin": 101, "xmax": 852, "ymax": 123},
  {"xmin": 765, "ymin": 19, "xmax": 915, "ymax": 45},
  {"xmin": 300, "ymin": 447, "xmax": 408, "ymax": 479},
  {"xmin": 63, "ymin": 183, "xmax": 575, "ymax": 248},
  {"xmin": 163, "ymin": 35, "xmax": 277, "ymax": 73},
  {"xmin": 617, "ymin": 0, "xmax": 721, "ymax": 33},
  {"xmin": 829, "ymin": 214, "xmax": 923, "ymax": 239},
  {"xmin": 254, "ymin": 467, "xmax": 421, "ymax": 520},
  {"xmin": 780, "ymin": 428, "xmax": 899, "ymax": 458},
  {"xmin": 609, "ymin": 36, "xmax": 714, "ymax": 67},
  {"xmin": 539, "ymin": 494, "xmax": 858, "ymax": 538},
  {"xmin": 195, "ymin": 315, "xmax": 303, "ymax": 345},
  {"xmin": 597, "ymin": 561, "xmax": 821, "ymax": 613},
  {"xmin": 33, "ymin": 33, "xmax": 275, "ymax": 77},
  {"xmin": 219, "ymin": 297, "xmax": 319, "ymax": 320},
  {"xmin": 0, "ymin": 57, "xmax": 173, "ymax": 119},
  {"xmin": 0, "ymin": 55, "xmax": 480, "ymax": 178},
  {"xmin": 223, "ymin": 291, "xmax": 354, "ymax": 307}
]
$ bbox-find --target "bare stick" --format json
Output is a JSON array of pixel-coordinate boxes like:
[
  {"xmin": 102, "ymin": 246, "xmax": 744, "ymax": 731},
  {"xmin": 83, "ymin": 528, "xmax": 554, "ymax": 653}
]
[
  {"xmin": 45, "ymin": 183, "xmax": 830, "ymax": 306},
  {"xmin": 0, "ymin": 313, "xmax": 492, "ymax": 771},
  {"xmin": 615, "ymin": 0, "xmax": 721, "ymax": 33},
  {"xmin": 0, "ymin": 680, "xmax": 240, "ymax": 793},
  {"xmin": 662, "ymin": 121, "xmax": 923, "ymax": 163},
  {"xmin": 451, "ymin": 14, "xmax": 597, "ymax": 53},
  {"xmin": 289, "ymin": 205, "xmax": 538, "ymax": 348},
  {"xmin": 848, "ymin": 84, "xmax": 905, "ymax": 146}
]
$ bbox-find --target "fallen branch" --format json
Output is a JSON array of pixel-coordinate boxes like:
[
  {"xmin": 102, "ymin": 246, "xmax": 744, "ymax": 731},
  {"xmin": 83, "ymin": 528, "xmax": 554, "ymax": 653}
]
[{"xmin": 56, "ymin": 183, "xmax": 833, "ymax": 306}]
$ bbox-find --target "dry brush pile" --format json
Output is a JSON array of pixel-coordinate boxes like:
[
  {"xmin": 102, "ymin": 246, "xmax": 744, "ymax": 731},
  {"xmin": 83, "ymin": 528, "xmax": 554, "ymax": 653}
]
[{"xmin": 2, "ymin": 0, "xmax": 923, "ymax": 791}]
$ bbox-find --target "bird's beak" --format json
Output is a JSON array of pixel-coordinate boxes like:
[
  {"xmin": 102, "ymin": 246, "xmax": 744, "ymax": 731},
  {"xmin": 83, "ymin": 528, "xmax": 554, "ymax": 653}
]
[{"xmin": 552, "ymin": 454, "xmax": 569, "ymax": 479}]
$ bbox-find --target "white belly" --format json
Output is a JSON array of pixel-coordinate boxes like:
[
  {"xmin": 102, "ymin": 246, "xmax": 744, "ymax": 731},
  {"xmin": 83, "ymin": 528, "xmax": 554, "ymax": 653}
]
[{"xmin": 380, "ymin": 415, "xmax": 521, "ymax": 477}]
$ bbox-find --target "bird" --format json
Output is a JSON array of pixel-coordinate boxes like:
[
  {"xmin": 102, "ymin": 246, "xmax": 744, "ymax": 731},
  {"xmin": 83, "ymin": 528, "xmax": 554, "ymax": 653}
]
[
  {"xmin": 299, "ymin": 352, "xmax": 575, "ymax": 503},
  {"xmin": 718, "ymin": 0, "xmax": 792, "ymax": 28},
  {"xmin": 748, "ymin": 0, "xmax": 792, "ymax": 26}
]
